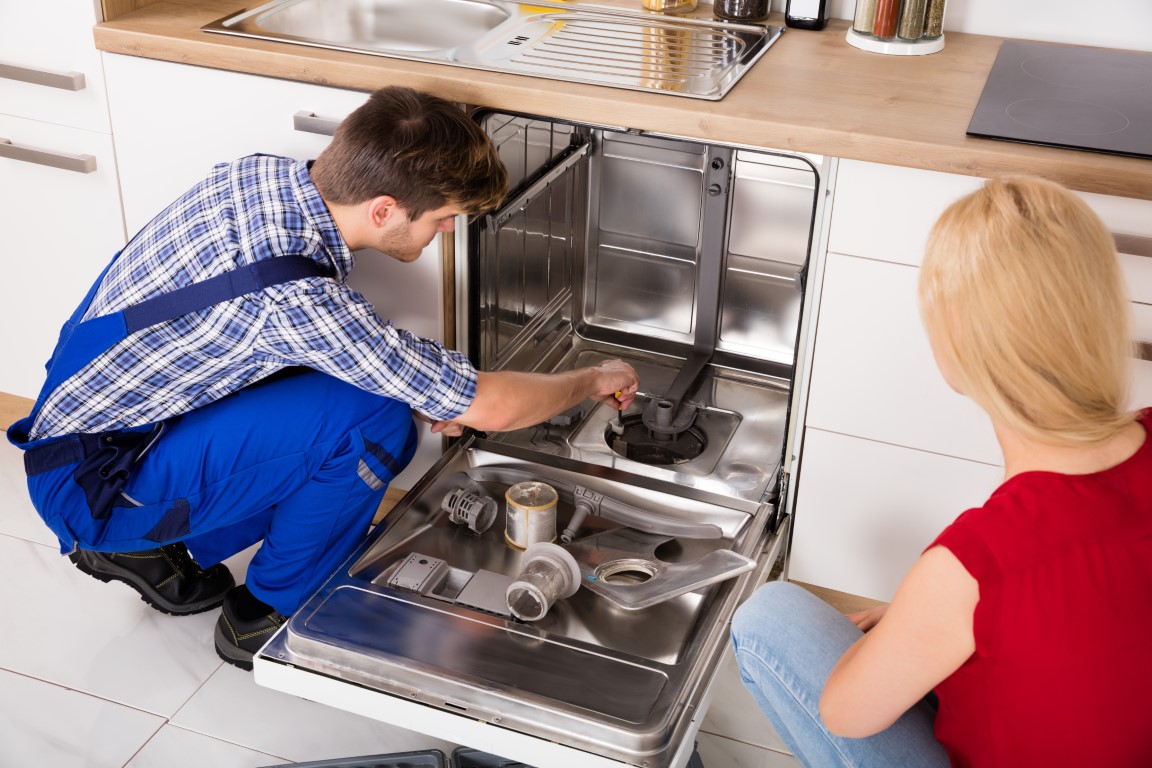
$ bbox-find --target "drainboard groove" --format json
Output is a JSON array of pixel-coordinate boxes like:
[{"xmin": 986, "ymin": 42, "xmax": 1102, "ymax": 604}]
[
  {"xmin": 531, "ymin": 36, "xmax": 741, "ymax": 64},
  {"xmin": 516, "ymin": 51, "xmax": 718, "ymax": 82},
  {"xmin": 509, "ymin": 19, "xmax": 748, "ymax": 85}
]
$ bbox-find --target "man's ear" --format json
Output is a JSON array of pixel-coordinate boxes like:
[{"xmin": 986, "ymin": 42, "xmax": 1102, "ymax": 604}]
[{"xmin": 366, "ymin": 195, "xmax": 403, "ymax": 228}]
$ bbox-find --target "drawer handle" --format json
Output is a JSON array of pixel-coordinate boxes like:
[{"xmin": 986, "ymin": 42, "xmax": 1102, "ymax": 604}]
[
  {"xmin": 293, "ymin": 110, "xmax": 340, "ymax": 137},
  {"xmin": 1115, "ymin": 232, "xmax": 1152, "ymax": 260},
  {"xmin": 1138, "ymin": 341, "xmax": 1152, "ymax": 363},
  {"xmin": 0, "ymin": 137, "xmax": 96, "ymax": 174},
  {"xmin": 0, "ymin": 61, "xmax": 86, "ymax": 91}
]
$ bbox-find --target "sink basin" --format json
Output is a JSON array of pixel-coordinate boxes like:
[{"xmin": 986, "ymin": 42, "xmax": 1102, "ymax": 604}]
[
  {"xmin": 204, "ymin": 0, "xmax": 784, "ymax": 100},
  {"xmin": 248, "ymin": 0, "xmax": 510, "ymax": 53}
]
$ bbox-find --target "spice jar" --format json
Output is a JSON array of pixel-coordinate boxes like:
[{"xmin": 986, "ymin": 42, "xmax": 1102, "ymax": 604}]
[
  {"xmin": 847, "ymin": 0, "xmax": 947, "ymax": 54},
  {"xmin": 715, "ymin": 0, "xmax": 769, "ymax": 22}
]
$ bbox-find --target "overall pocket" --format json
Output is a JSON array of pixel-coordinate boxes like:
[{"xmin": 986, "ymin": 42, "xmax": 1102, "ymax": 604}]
[{"xmin": 72, "ymin": 422, "xmax": 166, "ymax": 520}]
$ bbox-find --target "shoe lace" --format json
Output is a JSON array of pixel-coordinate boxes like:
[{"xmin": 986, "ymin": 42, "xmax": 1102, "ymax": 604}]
[{"xmin": 159, "ymin": 542, "xmax": 203, "ymax": 577}]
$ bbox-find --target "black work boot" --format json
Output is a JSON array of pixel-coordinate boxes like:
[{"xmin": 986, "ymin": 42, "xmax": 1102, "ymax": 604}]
[
  {"xmin": 69, "ymin": 542, "xmax": 234, "ymax": 615},
  {"xmin": 214, "ymin": 585, "xmax": 287, "ymax": 671}
]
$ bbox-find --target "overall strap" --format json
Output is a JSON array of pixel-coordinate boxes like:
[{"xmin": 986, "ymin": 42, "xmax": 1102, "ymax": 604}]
[
  {"xmin": 122, "ymin": 256, "xmax": 331, "ymax": 333},
  {"xmin": 9, "ymin": 256, "xmax": 332, "ymax": 447}
]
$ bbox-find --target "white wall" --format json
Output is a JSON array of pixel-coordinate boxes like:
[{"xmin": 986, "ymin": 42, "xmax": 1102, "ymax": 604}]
[{"xmin": 784, "ymin": 0, "xmax": 1152, "ymax": 52}]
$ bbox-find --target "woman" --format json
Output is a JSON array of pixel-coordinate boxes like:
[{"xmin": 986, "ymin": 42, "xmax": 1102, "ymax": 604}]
[{"xmin": 731, "ymin": 176, "xmax": 1152, "ymax": 767}]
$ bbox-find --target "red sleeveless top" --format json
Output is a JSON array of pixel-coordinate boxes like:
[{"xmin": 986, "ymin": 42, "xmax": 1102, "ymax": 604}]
[{"xmin": 930, "ymin": 409, "xmax": 1152, "ymax": 767}]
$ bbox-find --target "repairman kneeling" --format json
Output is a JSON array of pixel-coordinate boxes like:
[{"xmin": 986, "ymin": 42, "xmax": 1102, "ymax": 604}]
[{"xmin": 7, "ymin": 87, "xmax": 638, "ymax": 670}]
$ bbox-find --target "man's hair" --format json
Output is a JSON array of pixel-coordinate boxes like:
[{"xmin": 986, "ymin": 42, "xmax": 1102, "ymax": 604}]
[
  {"xmin": 919, "ymin": 176, "xmax": 1134, "ymax": 446},
  {"xmin": 310, "ymin": 86, "xmax": 507, "ymax": 218}
]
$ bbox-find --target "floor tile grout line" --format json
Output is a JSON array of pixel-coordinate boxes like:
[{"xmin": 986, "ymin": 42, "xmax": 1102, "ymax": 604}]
[
  {"xmin": 118, "ymin": 720, "xmax": 168, "ymax": 768},
  {"xmin": 0, "ymin": 666, "xmax": 171, "ymax": 720},
  {"xmin": 698, "ymin": 728, "xmax": 796, "ymax": 757},
  {"xmin": 0, "ymin": 529, "xmax": 57, "ymax": 550}
]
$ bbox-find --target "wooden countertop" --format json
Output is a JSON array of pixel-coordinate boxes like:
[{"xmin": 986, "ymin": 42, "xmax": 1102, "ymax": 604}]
[{"xmin": 94, "ymin": 0, "xmax": 1152, "ymax": 200}]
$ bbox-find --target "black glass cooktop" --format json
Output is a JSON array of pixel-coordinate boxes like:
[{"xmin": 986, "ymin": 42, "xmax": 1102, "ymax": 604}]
[{"xmin": 967, "ymin": 40, "xmax": 1152, "ymax": 160}]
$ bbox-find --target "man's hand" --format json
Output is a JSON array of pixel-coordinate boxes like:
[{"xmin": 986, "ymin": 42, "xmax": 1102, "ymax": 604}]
[
  {"xmin": 432, "ymin": 359, "xmax": 640, "ymax": 435},
  {"xmin": 587, "ymin": 359, "xmax": 640, "ymax": 411},
  {"xmin": 429, "ymin": 419, "xmax": 465, "ymax": 436}
]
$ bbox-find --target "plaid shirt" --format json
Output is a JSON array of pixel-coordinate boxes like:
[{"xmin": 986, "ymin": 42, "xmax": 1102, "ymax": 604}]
[{"xmin": 28, "ymin": 155, "xmax": 476, "ymax": 440}]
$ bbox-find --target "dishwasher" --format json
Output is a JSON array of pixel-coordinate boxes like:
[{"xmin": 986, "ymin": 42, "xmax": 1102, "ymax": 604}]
[{"xmin": 255, "ymin": 110, "xmax": 831, "ymax": 768}]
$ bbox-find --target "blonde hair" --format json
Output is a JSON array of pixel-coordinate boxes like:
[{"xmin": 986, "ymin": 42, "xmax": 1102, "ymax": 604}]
[{"xmin": 919, "ymin": 176, "xmax": 1134, "ymax": 446}]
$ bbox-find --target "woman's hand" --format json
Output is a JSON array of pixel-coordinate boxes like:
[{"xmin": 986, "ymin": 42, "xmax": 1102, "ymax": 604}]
[{"xmin": 846, "ymin": 604, "xmax": 889, "ymax": 632}]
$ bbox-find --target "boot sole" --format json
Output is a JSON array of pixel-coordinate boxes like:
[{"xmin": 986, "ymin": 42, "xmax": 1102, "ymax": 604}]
[
  {"xmin": 213, "ymin": 621, "xmax": 255, "ymax": 671},
  {"xmin": 70, "ymin": 551, "xmax": 230, "ymax": 616}
]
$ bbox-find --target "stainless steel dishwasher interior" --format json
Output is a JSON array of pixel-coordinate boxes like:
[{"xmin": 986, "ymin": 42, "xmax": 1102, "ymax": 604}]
[
  {"xmin": 203, "ymin": 0, "xmax": 785, "ymax": 100},
  {"xmin": 258, "ymin": 113, "xmax": 821, "ymax": 768}
]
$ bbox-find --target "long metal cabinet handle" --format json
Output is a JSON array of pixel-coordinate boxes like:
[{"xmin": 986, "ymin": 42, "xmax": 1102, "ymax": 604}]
[
  {"xmin": 293, "ymin": 111, "xmax": 340, "ymax": 137},
  {"xmin": 0, "ymin": 61, "xmax": 86, "ymax": 91},
  {"xmin": 0, "ymin": 137, "xmax": 96, "ymax": 173},
  {"xmin": 1115, "ymin": 232, "xmax": 1152, "ymax": 260}
]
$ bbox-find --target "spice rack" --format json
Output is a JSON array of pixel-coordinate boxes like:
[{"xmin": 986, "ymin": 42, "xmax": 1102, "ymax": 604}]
[{"xmin": 846, "ymin": 0, "xmax": 945, "ymax": 55}]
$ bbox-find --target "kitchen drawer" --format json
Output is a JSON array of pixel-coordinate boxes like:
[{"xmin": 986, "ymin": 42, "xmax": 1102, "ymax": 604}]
[
  {"xmin": 103, "ymin": 54, "xmax": 372, "ymax": 234},
  {"xmin": 805, "ymin": 252, "xmax": 1002, "ymax": 464},
  {"xmin": 789, "ymin": 427, "xmax": 1002, "ymax": 602},
  {"xmin": 0, "ymin": 0, "xmax": 110, "ymax": 132},
  {"xmin": 0, "ymin": 113, "xmax": 125, "ymax": 397},
  {"xmin": 828, "ymin": 161, "xmax": 1152, "ymax": 284},
  {"xmin": 826, "ymin": 160, "xmax": 982, "ymax": 267}
]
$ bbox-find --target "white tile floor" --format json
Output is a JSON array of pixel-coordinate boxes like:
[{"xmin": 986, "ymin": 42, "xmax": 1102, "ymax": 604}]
[{"xmin": 0, "ymin": 437, "xmax": 800, "ymax": 768}]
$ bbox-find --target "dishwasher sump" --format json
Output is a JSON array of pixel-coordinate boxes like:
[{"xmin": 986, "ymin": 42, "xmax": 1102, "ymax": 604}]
[{"xmin": 256, "ymin": 111, "xmax": 825, "ymax": 768}]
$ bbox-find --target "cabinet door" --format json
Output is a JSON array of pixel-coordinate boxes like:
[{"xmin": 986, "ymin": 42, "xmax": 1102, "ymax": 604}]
[
  {"xmin": 0, "ymin": 0, "xmax": 110, "ymax": 132},
  {"xmin": 0, "ymin": 113, "xmax": 125, "ymax": 397},
  {"xmin": 103, "ymin": 54, "xmax": 450, "ymax": 485},
  {"xmin": 805, "ymin": 252, "xmax": 1002, "ymax": 464},
  {"xmin": 826, "ymin": 160, "xmax": 983, "ymax": 267},
  {"xmin": 102, "ymin": 54, "xmax": 370, "ymax": 234},
  {"xmin": 789, "ymin": 427, "xmax": 1003, "ymax": 602}
]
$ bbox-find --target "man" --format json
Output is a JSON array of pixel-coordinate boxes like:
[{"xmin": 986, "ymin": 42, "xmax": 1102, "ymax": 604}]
[{"xmin": 7, "ymin": 87, "xmax": 638, "ymax": 669}]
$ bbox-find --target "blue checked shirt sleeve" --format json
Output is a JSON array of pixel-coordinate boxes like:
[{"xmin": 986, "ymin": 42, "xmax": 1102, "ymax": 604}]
[{"xmin": 257, "ymin": 280, "xmax": 477, "ymax": 421}]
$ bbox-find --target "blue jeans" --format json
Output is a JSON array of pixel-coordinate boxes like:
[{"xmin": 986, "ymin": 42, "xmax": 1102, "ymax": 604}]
[{"xmin": 730, "ymin": 581, "xmax": 950, "ymax": 768}]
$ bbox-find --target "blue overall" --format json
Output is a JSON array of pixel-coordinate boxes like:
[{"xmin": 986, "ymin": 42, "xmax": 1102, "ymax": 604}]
[{"xmin": 7, "ymin": 255, "xmax": 418, "ymax": 615}]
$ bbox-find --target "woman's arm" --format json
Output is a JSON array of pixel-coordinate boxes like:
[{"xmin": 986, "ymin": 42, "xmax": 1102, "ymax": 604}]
[{"xmin": 818, "ymin": 545, "xmax": 978, "ymax": 737}]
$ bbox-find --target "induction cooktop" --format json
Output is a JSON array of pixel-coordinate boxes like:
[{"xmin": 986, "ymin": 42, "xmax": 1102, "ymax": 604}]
[{"xmin": 967, "ymin": 40, "xmax": 1152, "ymax": 160}]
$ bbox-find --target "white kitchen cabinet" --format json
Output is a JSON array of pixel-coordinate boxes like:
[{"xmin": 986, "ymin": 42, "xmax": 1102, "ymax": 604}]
[
  {"xmin": 789, "ymin": 428, "xmax": 1003, "ymax": 600},
  {"xmin": 0, "ymin": 0, "xmax": 125, "ymax": 399},
  {"xmin": 792, "ymin": 160, "xmax": 1152, "ymax": 601},
  {"xmin": 804, "ymin": 252, "xmax": 1002, "ymax": 465},
  {"xmin": 102, "ymin": 53, "xmax": 450, "ymax": 486},
  {"xmin": 0, "ymin": 0, "xmax": 110, "ymax": 132}
]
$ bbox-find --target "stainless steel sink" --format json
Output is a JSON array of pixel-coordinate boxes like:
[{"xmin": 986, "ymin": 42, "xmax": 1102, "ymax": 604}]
[
  {"xmin": 240, "ymin": 0, "xmax": 511, "ymax": 53},
  {"xmin": 203, "ymin": 0, "xmax": 784, "ymax": 100}
]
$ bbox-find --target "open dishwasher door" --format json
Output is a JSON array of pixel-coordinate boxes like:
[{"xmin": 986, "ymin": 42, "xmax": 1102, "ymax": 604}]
[{"xmin": 255, "ymin": 112, "xmax": 831, "ymax": 768}]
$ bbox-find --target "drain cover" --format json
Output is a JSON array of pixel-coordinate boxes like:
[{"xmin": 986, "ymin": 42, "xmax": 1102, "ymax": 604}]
[{"xmin": 606, "ymin": 415, "xmax": 706, "ymax": 465}]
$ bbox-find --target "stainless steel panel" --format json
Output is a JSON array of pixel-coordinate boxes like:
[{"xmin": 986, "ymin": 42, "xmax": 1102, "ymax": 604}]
[
  {"xmin": 250, "ymin": 0, "xmax": 511, "ymax": 52},
  {"xmin": 719, "ymin": 261, "xmax": 803, "ymax": 364},
  {"xmin": 590, "ymin": 243, "xmax": 696, "ymax": 338},
  {"xmin": 728, "ymin": 153, "xmax": 816, "ymax": 267},
  {"xmin": 260, "ymin": 440, "xmax": 785, "ymax": 766},
  {"xmin": 598, "ymin": 133, "xmax": 704, "ymax": 248}
]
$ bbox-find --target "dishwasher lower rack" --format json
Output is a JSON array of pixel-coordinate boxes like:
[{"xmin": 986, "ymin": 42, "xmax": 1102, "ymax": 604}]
[{"xmin": 254, "ymin": 439, "xmax": 786, "ymax": 768}]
